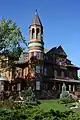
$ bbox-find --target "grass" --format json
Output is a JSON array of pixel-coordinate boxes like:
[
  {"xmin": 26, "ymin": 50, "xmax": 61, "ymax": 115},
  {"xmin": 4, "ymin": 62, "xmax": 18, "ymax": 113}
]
[
  {"xmin": 39, "ymin": 99, "xmax": 69, "ymax": 112},
  {"xmin": 39, "ymin": 99, "xmax": 80, "ymax": 115}
]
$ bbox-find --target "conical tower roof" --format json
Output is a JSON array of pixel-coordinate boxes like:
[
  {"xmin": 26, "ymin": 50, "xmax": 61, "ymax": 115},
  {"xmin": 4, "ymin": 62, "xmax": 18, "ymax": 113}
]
[{"xmin": 31, "ymin": 10, "xmax": 42, "ymax": 26}]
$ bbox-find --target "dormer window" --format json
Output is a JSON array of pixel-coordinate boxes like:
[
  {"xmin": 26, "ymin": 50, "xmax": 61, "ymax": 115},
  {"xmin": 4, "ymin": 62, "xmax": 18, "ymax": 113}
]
[{"xmin": 61, "ymin": 59, "xmax": 66, "ymax": 66}]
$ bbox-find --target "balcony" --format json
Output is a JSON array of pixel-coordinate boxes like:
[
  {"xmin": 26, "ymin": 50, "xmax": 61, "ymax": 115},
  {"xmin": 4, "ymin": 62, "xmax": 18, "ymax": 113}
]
[
  {"xmin": 53, "ymin": 76, "xmax": 80, "ymax": 83},
  {"xmin": 54, "ymin": 76, "xmax": 69, "ymax": 80}
]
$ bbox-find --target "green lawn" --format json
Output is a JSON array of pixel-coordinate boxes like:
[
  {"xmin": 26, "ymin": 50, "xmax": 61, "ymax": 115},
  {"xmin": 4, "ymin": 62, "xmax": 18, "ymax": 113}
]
[
  {"xmin": 39, "ymin": 99, "xmax": 80, "ymax": 115},
  {"xmin": 39, "ymin": 99, "xmax": 69, "ymax": 112}
]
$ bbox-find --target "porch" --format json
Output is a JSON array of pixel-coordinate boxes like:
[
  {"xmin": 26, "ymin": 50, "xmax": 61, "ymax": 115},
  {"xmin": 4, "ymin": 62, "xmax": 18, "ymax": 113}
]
[{"xmin": 41, "ymin": 78, "xmax": 80, "ymax": 99}]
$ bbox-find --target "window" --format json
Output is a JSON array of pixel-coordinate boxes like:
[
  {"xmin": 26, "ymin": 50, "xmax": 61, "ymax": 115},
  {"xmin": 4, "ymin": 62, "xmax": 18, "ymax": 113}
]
[
  {"xmin": 61, "ymin": 59, "xmax": 65, "ymax": 66},
  {"xmin": 29, "ymin": 30, "xmax": 31, "ymax": 39},
  {"xmin": 32, "ymin": 67, "xmax": 35, "ymax": 72},
  {"xmin": 32, "ymin": 28, "xmax": 35, "ymax": 39},
  {"xmin": 56, "ymin": 59, "xmax": 59, "ymax": 64},
  {"xmin": 18, "ymin": 72, "xmax": 21, "ymax": 77},
  {"xmin": 36, "ymin": 52, "xmax": 43, "ymax": 60},
  {"xmin": 44, "ymin": 68, "xmax": 47, "ymax": 76},
  {"xmin": 54, "ymin": 70, "xmax": 57, "ymax": 77},
  {"xmin": 36, "ymin": 66, "xmax": 40, "ymax": 73},
  {"xmin": 31, "ymin": 52, "xmax": 34, "ymax": 60},
  {"xmin": 36, "ymin": 81, "xmax": 40, "ymax": 90},
  {"xmin": 1, "ymin": 61, "xmax": 7, "ymax": 68},
  {"xmin": 0, "ymin": 82, "xmax": 4, "ymax": 91},
  {"xmin": 36, "ymin": 52, "xmax": 40, "ymax": 59},
  {"xmin": 61, "ymin": 71, "xmax": 64, "ymax": 77},
  {"xmin": 36, "ymin": 28, "xmax": 40, "ymax": 39}
]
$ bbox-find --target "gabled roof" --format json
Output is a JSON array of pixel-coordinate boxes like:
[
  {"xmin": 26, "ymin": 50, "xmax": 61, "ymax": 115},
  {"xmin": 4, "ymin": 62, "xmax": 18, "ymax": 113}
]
[
  {"xmin": 66, "ymin": 64, "xmax": 80, "ymax": 70},
  {"xmin": 15, "ymin": 53, "xmax": 28, "ymax": 64},
  {"xmin": 56, "ymin": 46, "xmax": 67, "ymax": 56},
  {"xmin": 44, "ymin": 48, "xmax": 49, "ymax": 53},
  {"xmin": 31, "ymin": 10, "xmax": 42, "ymax": 26},
  {"xmin": 46, "ymin": 45, "xmax": 67, "ymax": 57}
]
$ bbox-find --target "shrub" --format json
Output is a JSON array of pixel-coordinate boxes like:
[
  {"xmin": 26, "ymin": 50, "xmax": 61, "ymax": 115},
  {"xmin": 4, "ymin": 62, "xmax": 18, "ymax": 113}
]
[
  {"xmin": 60, "ymin": 97, "xmax": 77, "ymax": 104},
  {"xmin": 0, "ymin": 100, "xmax": 80, "ymax": 120}
]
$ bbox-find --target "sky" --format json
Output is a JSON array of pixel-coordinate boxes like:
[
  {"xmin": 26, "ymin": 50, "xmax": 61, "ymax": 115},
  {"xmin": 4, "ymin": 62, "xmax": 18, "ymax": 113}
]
[{"xmin": 0, "ymin": 0, "xmax": 80, "ymax": 74}]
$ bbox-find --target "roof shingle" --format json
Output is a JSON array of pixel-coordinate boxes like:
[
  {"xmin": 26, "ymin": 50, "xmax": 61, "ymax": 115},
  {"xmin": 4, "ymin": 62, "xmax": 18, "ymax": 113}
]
[{"xmin": 31, "ymin": 10, "xmax": 42, "ymax": 26}]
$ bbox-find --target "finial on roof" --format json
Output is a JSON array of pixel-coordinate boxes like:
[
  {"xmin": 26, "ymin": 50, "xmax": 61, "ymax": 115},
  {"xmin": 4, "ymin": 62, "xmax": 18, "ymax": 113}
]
[{"xmin": 35, "ymin": 9, "xmax": 38, "ymax": 15}]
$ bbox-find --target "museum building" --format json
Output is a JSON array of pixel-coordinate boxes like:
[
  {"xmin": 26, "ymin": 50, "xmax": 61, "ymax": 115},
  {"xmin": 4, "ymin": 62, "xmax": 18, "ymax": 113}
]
[{"xmin": 0, "ymin": 10, "xmax": 80, "ymax": 98}]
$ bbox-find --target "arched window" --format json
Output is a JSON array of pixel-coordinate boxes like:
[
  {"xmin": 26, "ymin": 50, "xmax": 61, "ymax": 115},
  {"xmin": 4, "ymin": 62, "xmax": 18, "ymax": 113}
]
[
  {"xmin": 32, "ymin": 28, "xmax": 35, "ymax": 39},
  {"xmin": 29, "ymin": 30, "xmax": 31, "ymax": 39},
  {"xmin": 36, "ymin": 28, "xmax": 40, "ymax": 39}
]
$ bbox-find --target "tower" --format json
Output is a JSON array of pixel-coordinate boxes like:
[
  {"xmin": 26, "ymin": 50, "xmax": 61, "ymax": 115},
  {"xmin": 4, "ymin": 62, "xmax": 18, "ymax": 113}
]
[{"xmin": 28, "ymin": 10, "xmax": 44, "ymax": 78}]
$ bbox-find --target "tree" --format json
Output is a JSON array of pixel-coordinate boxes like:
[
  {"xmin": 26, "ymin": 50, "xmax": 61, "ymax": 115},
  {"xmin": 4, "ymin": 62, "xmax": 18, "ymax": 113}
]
[
  {"xmin": 0, "ymin": 18, "xmax": 27, "ymax": 78},
  {"xmin": 0, "ymin": 18, "xmax": 27, "ymax": 59},
  {"xmin": 0, "ymin": 18, "xmax": 27, "ymax": 68}
]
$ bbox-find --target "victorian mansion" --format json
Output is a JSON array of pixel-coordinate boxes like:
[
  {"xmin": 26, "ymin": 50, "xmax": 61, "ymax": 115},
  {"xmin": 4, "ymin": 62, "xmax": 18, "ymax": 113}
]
[{"xmin": 0, "ymin": 11, "xmax": 80, "ymax": 98}]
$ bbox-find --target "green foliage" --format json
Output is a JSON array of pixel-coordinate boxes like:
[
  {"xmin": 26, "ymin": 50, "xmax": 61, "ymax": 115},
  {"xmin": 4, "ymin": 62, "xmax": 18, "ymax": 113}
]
[
  {"xmin": 60, "ymin": 83, "xmax": 70, "ymax": 99},
  {"xmin": 0, "ymin": 100, "xmax": 22, "ymax": 109},
  {"xmin": 22, "ymin": 87, "xmax": 37, "ymax": 102},
  {"xmin": 0, "ymin": 18, "xmax": 26, "ymax": 51},
  {"xmin": 60, "ymin": 83, "xmax": 77, "ymax": 105},
  {"xmin": 0, "ymin": 105, "xmax": 79, "ymax": 120},
  {"xmin": 0, "ymin": 18, "xmax": 27, "ymax": 62},
  {"xmin": 60, "ymin": 97, "xmax": 77, "ymax": 104},
  {"xmin": 60, "ymin": 91, "xmax": 70, "ymax": 99},
  {"xmin": 8, "ymin": 46, "xmax": 23, "ymax": 61},
  {"xmin": 0, "ymin": 100, "xmax": 79, "ymax": 120}
]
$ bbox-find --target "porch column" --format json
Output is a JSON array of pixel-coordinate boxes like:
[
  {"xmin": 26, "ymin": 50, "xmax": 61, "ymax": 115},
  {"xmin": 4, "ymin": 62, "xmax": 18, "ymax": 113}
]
[
  {"xmin": 73, "ymin": 85, "xmax": 75, "ymax": 92},
  {"xmin": 1, "ymin": 84, "xmax": 4, "ymax": 91},
  {"xmin": 0, "ymin": 81, "xmax": 4, "ymax": 91},
  {"xmin": 17, "ymin": 83, "xmax": 21, "ymax": 97},
  {"xmin": 12, "ymin": 85, "xmax": 14, "ymax": 91},
  {"xmin": 17, "ymin": 83, "xmax": 21, "ymax": 91},
  {"xmin": 69, "ymin": 85, "xmax": 71, "ymax": 92}
]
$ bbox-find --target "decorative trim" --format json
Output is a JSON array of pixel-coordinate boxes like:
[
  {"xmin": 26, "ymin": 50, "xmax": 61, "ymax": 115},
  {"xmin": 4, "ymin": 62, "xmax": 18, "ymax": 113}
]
[
  {"xmin": 28, "ymin": 41, "xmax": 44, "ymax": 45},
  {"xmin": 28, "ymin": 42, "xmax": 43, "ymax": 47},
  {"xmin": 28, "ymin": 50, "xmax": 43, "ymax": 52}
]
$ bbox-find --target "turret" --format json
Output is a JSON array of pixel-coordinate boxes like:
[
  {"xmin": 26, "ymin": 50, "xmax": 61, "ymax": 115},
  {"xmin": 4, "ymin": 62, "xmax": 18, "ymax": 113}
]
[{"xmin": 28, "ymin": 10, "xmax": 44, "ymax": 61}]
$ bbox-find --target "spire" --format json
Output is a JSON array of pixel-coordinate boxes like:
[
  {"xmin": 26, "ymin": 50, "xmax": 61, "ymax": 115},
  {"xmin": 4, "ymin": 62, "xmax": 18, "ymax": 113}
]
[
  {"xmin": 31, "ymin": 10, "xmax": 42, "ymax": 26},
  {"xmin": 35, "ymin": 9, "xmax": 38, "ymax": 15}
]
